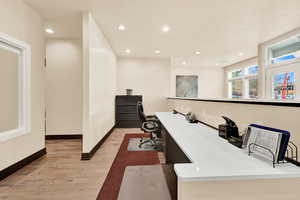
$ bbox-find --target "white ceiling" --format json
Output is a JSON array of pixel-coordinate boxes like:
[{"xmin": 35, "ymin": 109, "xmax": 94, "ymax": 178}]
[
  {"xmin": 43, "ymin": 15, "xmax": 82, "ymax": 39},
  {"xmin": 24, "ymin": 0, "xmax": 300, "ymax": 67}
]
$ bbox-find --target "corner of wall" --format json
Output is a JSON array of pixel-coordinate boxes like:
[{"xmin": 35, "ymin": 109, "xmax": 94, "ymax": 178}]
[{"xmin": 81, "ymin": 12, "xmax": 117, "ymax": 154}]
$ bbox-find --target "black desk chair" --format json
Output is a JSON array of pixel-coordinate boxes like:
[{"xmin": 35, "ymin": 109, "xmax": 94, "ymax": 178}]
[{"xmin": 137, "ymin": 101, "xmax": 161, "ymax": 149}]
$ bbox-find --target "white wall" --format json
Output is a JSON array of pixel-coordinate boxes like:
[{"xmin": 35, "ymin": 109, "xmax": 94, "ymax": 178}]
[
  {"xmin": 169, "ymin": 98, "xmax": 300, "ymax": 158},
  {"xmin": 171, "ymin": 66, "xmax": 224, "ymax": 98},
  {"xmin": 0, "ymin": 0, "xmax": 45, "ymax": 170},
  {"xmin": 45, "ymin": 39, "xmax": 82, "ymax": 135},
  {"xmin": 82, "ymin": 13, "xmax": 117, "ymax": 153},
  {"xmin": 117, "ymin": 58, "xmax": 171, "ymax": 114}
]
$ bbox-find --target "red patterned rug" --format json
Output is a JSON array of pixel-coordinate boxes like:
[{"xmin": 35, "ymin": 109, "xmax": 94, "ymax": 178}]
[{"xmin": 97, "ymin": 134, "xmax": 160, "ymax": 200}]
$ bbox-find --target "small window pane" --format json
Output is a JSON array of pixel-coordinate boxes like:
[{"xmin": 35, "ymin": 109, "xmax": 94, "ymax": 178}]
[
  {"xmin": 232, "ymin": 79, "xmax": 243, "ymax": 99},
  {"xmin": 272, "ymin": 54, "xmax": 298, "ymax": 64},
  {"xmin": 247, "ymin": 65, "xmax": 259, "ymax": 75},
  {"xmin": 229, "ymin": 69, "xmax": 243, "ymax": 79},
  {"xmin": 269, "ymin": 36, "xmax": 300, "ymax": 64},
  {"xmin": 273, "ymin": 72, "xmax": 295, "ymax": 100},
  {"xmin": 249, "ymin": 78, "xmax": 258, "ymax": 98}
]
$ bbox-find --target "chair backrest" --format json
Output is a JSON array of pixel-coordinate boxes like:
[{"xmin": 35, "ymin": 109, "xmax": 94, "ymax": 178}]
[{"xmin": 137, "ymin": 101, "xmax": 146, "ymax": 123}]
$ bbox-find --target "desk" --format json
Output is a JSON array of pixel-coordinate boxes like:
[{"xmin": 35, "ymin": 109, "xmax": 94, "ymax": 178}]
[{"xmin": 156, "ymin": 112, "xmax": 300, "ymax": 200}]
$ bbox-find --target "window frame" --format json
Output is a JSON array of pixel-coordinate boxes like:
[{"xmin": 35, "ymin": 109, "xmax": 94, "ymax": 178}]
[
  {"xmin": 247, "ymin": 77, "xmax": 259, "ymax": 99},
  {"xmin": 267, "ymin": 34, "xmax": 300, "ymax": 68},
  {"xmin": 261, "ymin": 28, "xmax": 300, "ymax": 101},
  {"xmin": 228, "ymin": 65, "xmax": 259, "ymax": 99},
  {"xmin": 0, "ymin": 32, "xmax": 31, "ymax": 142}
]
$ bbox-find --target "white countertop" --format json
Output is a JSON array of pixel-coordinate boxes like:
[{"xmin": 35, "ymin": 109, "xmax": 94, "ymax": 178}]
[
  {"xmin": 167, "ymin": 96, "xmax": 300, "ymax": 104},
  {"xmin": 156, "ymin": 112, "xmax": 300, "ymax": 182}
]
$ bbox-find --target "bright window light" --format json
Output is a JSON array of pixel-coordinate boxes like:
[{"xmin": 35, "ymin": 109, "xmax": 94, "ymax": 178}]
[
  {"xmin": 45, "ymin": 28, "xmax": 54, "ymax": 34},
  {"xmin": 162, "ymin": 25, "xmax": 170, "ymax": 32},
  {"xmin": 118, "ymin": 24, "xmax": 126, "ymax": 31}
]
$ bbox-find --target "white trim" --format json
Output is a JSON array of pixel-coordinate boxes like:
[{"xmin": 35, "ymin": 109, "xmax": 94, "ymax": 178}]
[
  {"xmin": 227, "ymin": 81, "xmax": 232, "ymax": 98},
  {"xmin": 0, "ymin": 128, "xmax": 29, "ymax": 142},
  {"xmin": 244, "ymin": 74, "xmax": 258, "ymax": 80},
  {"xmin": 264, "ymin": 28, "xmax": 300, "ymax": 68},
  {"xmin": 0, "ymin": 43, "xmax": 20, "ymax": 54},
  {"xmin": 0, "ymin": 32, "xmax": 31, "ymax": 142},
  {"xmin": 267, "ymin": 35, "xmax": 300, "ymax": 66},
  {"xmin": 228, "ymin": 76, "xmax": 243, "ymax": 81},
  {"xmin": 261, "ymin": 28, "xmax": 300, "ymax": 100},
  {"xmin": 46, "ymin": 131, "xmax": 82, "ymax": 136}
]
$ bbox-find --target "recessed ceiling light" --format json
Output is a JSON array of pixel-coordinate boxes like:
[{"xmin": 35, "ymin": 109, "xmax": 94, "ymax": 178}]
[
  {"xmin": 125, "ymin": 49, "xmax": 131, "ymax": 53},
  {"xmin": 45, "ymin": 28, "xmax": 54, "ymax": 34},
  {"xmin": 182, "ymin": 61, "xmax": 187, "ymax": 65},
  {"xmin": 239, "ymin": 52, "xmax": 244, "ymax": 56},
  {"xmin": 118, "ymin": 24, "xmax": 126, "ymax": 31},
  {"xmin": 155, "ymin": 50, "xmax": 160, "ymax": 54},
  {"xmin": 195, "ymin": 51, "xmax": 201, "ymax": 55},
  {"xmin": 216, "ymin": 63, "xmax": 220, "ymax": 66},
  {"xmin": 162, "ymin": 25, "xmax": 170, "ymax": 32}
]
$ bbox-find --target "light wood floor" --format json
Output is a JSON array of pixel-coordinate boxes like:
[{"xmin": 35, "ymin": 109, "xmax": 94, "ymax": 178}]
[{"xmin": 0, "ymin": 128, "xmax": 157, "ymax": 200}]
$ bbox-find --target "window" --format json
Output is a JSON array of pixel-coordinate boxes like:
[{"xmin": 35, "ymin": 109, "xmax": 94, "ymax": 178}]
[
  {"xmin": 231, "ymin": 79, "xmax": 243, "ymax": 98},
  {"xmin": 0, "ymin": 32, "xmax": 31, "ymax": 142},
  {"xmin": 248, "ymin": 78, "xmax": 258, "ymax": 98},
  {"xmin": 273, "ymin": 72, "xmax": 295, "ymax": 100},
  {"xmin": 228, "ymin": 65, "xmax": 259, "ymax": 99},
  {"xmin": 262, "ymin": 29, "xmax": 300, "ymax": 100},
  {"xmin": 228, "ymin": 69, "xmax": 243, "ymax": 79},
  {"xmin": 246, "ymin": 65, "xmax": 259, "ymax": 75},
  {"xmin": 268, "ymin": 36, "xmax": 300, "ymax": 65}
]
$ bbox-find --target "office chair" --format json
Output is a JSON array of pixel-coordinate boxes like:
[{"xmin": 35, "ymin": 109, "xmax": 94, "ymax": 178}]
[{"xmin": 136, "ymin": 102, "xmax": 161, "ymax": 149}]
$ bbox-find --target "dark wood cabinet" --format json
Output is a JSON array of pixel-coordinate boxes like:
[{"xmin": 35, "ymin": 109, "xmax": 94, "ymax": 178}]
[
  {"xmin": 115, "ymin": 95, "xmax": 142, "ymax": 128},
  {"xmin": 161, "ymin": 124, "xmax": 191, "ymax": 164}
]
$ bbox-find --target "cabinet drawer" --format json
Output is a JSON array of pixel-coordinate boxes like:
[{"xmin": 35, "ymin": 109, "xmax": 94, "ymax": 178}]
[{"xmin": 116, "ymin": 105, "xmax": 137, "ymax": 114}]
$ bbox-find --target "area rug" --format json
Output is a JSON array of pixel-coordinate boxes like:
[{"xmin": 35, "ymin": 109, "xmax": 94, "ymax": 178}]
[
  {"xmin": 117, "ymin": 165, "xmax": 172, "ymax": 200},
  {"xmin": 127, "ymin": 137, "xmax": 164, "ymax": 151},
  {"xmin": 97, "ymin": 134, "xmax": 160, "ymax": 200}
]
